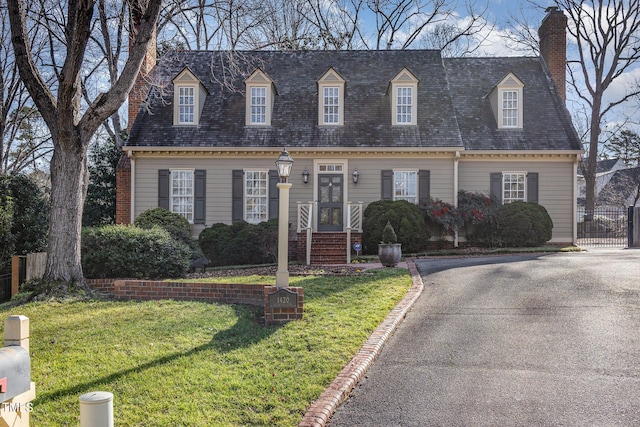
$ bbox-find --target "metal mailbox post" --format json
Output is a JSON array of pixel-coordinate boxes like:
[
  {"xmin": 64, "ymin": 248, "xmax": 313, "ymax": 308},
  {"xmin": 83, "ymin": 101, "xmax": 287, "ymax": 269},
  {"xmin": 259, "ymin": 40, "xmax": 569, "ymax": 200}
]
[{"xmin": 0, "ymin": 346, "xmax": 30, "ymax": 402}]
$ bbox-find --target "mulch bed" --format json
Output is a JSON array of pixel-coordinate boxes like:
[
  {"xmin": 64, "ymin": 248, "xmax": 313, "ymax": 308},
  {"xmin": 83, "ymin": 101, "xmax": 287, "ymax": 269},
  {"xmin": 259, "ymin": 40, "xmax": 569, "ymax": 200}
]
[{"xmin": 186, "ymin": 264, "xmax": 373, "ymax": 279}]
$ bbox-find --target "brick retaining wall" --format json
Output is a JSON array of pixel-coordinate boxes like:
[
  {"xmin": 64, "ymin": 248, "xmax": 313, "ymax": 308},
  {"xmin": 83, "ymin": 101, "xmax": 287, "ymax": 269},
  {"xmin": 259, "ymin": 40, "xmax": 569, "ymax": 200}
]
[{"xmin": 86, "ymin": 279, "xmax": 304, "ymax": 324}]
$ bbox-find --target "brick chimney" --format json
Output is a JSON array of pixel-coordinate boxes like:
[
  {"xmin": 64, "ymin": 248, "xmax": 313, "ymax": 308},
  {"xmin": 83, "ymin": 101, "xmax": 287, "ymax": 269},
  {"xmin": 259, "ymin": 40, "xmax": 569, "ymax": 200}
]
[
  {"xmin": 127, "ymin": 6, "xmax": 156, "ymax": 133},
  {"xmin": 538, "ymin": 6, "xmax": 567, "ymax": 103},
  {"xmin": 117, "ymin": 6, "xmax": 156, "ymax": 225}
]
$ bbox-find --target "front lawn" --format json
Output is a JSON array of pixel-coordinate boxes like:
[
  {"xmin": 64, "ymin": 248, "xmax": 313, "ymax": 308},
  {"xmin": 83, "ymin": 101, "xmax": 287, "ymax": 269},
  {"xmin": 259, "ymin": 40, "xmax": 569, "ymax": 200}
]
[{"xmin": 2, "ymin": 268, "xmax": 411, "ymax": 426}]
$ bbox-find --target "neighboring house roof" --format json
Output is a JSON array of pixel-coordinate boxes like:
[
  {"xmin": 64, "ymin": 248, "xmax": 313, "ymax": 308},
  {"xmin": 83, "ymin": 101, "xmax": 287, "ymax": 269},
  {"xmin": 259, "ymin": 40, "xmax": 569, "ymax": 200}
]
[
  {"xmin": 127, "ymin": 50, "xmax": 582, "ymax": 152},
  {"xmin": 596, "ymin": 167, "xmax": 640, "ymax": 207},
  {"xmin": 578, "ymin": 158, "xmax": 625, "ymax": 177}
]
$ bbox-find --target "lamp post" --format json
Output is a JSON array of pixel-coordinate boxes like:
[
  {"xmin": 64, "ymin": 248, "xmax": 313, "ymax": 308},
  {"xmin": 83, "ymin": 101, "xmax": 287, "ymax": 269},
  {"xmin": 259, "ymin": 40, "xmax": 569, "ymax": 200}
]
[{"xmin": 275, "ymin": 148, "xmax": 293, "ymax": 288}]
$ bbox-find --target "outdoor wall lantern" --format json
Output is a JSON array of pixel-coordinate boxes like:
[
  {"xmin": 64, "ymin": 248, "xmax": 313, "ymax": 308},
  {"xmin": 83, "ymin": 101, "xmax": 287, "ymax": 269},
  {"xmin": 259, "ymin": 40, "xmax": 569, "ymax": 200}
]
[
  {"xmin": 275, "ymin": 147, "xmax": 294, "ymax": 183},
  {"xmin": 302, "ymin": 167, "xmax": 310, "ymax": 184},
  {"xmin": 352, "ymin": 168, "xmax": 360, "ymax": 184}
]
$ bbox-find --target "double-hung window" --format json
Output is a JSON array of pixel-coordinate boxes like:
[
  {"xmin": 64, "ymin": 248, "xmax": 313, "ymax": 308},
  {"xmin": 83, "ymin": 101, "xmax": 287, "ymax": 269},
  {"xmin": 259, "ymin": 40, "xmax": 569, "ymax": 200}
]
[
  {"xmin": 171, "ymin": 169, "xmax": 194, "ymax": 222},
  {"xmin": 323, "ymin": 87, "xmax": 340, "ymax": 124},
  {"xmin": 396, "ymin": 87, "xmax": 413, "ymax": 124},
  {"xmin": 502, "ymin": 172, "xmax": 526, "ymax": 203},
  {"xmin": 317, "ymin": 68, "xmax": 345, "ymax": 126},
  {"xmin": 250, "ymin": 87, "xmax": 267, "ymax": 124},
  {"xmin": 394, "ymin": 171, "xmax": 418, "ymax": 203},
  {"xmin": 178, "ymin": 87, "xmax": 195, "ymax": 124},
  {"xmin": 502, "ymin": 90, "xmax": 518, "ymax": 128},
  {"xmin": 244, "ymin": 171, "xmax": 268, "ymax": 224}
]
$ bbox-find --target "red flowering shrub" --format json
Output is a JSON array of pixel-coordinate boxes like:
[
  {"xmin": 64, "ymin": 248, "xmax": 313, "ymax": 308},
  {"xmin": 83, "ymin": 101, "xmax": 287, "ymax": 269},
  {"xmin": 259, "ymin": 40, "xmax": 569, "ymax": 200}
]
[{"xmin": 419, "ymin": 198, "xmax": 463, "ymax": 237}]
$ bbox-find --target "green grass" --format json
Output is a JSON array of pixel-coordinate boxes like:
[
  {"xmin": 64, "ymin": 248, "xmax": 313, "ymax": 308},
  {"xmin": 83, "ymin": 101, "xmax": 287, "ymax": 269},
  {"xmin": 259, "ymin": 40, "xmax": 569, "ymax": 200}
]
[{"xmin": 1, "ymin": 268, "xmax": 411, "ymax": 426}]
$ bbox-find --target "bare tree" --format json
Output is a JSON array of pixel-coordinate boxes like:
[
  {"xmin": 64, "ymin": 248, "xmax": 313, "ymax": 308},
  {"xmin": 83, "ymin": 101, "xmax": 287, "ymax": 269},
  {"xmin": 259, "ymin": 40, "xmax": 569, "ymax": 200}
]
[
  {"xmin": 507, "ymin": 1, "xmax": 640, "ymax": 212},
  {"xmin": 562, "ymin": 0, "xmax": 640, "ymax": 212},
  {"xmin": 368, "ymin": 0, "xmax": 487, "ymax": 50},
  {"xmin": 8, "ymin": 0, "xmax": 162, "ymax": 290},
  {"xmin": 0, "ymin": 3, "xmax": 53, "ymax": 175},
  {"xmin": 419, "ymin": 15, "xmax": 491, "ymax": 57},
  {"xmin": 249, "ymin": 0, "xmax": 321, "ymax": 49}
]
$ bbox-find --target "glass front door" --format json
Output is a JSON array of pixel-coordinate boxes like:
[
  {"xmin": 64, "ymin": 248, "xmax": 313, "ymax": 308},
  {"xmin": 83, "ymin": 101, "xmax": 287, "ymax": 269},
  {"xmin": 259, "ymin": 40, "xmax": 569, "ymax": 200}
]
[{"xmin": 318, "ymin": 174, "xmax": 343, "ymax": 231}]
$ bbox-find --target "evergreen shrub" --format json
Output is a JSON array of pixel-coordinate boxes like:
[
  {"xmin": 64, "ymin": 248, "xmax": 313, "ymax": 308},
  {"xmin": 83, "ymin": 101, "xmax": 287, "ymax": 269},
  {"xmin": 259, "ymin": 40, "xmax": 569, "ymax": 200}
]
[
  {"xmin": 496, "ymin": 201, "xmax": 553, "ymax": 247},
  {"xmin": 82, "ymin": 225, "xmax": 191, "ymax": 279},
  {"xmin": 362, "ymin": 200, "xmax": 429, "ymax": 254},
  {"xmin": 198, "ymin": 219, "xmax": 279, "ymax": 266},
  {"xmin": 134, "ymin": 208, "xmax": 202, "ymax": 259}
]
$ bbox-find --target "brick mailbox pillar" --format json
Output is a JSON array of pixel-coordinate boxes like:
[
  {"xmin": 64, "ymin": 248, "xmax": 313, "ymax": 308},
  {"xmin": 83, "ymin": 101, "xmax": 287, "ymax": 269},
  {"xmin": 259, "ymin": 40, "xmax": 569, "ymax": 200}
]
[{"xmin": 264, "ymin": 286, "xmax": 304, "ymax": 325}]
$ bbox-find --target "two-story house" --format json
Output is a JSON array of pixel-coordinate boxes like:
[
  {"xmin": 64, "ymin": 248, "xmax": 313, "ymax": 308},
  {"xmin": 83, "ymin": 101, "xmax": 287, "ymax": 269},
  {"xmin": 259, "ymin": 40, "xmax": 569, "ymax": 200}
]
[{"xmin": 117, "ymin": 7, "xmax": 582, "ymax": 263}]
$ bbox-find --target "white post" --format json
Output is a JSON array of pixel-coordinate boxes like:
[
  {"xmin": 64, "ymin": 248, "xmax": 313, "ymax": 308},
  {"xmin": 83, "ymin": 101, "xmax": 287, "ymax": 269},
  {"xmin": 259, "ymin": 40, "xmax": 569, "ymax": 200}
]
[
  {"xmin": 79, "ymin": 391, "xmax": 114, "ymax": 427},
  {"xmin": 276, "ymin": 182, "xmax": 292, "ymax": 288},
  {"xmin": 306, "ymin": 203, "xmax": 313, "ymax": 266},
  {"xmin": 346, "ymin": 202, "xmax": 352, "ymax": 264}
]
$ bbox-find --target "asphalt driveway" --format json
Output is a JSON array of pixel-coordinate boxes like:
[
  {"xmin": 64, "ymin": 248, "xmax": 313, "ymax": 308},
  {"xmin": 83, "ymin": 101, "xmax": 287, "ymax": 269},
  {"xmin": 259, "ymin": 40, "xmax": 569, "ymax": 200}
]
[{"xmin": 329, "ymin": 249, "xmax": 640, "ymax": 426}]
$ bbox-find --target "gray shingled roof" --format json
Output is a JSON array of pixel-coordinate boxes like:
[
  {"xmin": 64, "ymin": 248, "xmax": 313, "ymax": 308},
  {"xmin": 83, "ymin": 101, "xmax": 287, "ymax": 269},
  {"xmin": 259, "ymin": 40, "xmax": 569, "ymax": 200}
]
[
  {"xmin": 443, "ymin": 57, "xmax": 581, "ymax": 151},
  {"xmin": 597, "ymin": 167, "xmax": 640, "ymax": 206},
  {"xmin": 127, "ymin": 50, "xmax": 581, "ymax": 152}
]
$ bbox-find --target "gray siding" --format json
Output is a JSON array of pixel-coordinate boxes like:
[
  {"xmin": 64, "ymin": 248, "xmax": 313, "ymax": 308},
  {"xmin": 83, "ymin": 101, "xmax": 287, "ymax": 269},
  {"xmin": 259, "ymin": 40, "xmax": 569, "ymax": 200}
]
[
  {"xmin": 132, "ymin": 155, "xmax": 575, "ymax": 243},
  {"xmin": 458, "ymin": 160, "xmax": 575, "ymax": 243}
]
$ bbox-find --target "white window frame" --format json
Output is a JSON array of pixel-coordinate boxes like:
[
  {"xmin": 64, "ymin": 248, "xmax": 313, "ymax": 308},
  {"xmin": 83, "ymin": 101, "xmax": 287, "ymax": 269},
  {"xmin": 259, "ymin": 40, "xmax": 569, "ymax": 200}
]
[
  {"xmin": 396, "ymin": 87, "xmax": 413, "ymax": 124},
  {"xmin": 177, "ymin": 86, "xmax": 195, "ymax": 125},
  {"xmin": 390, "ymin": 69, "xmax": 418, "ymax": 126},
  {"xmin": 502, "ymin": 172, "xmax": 526, "ymax": 203},
  {"xmin": 170, "ymin": 169, "xmax": 194, "ymax": 223},
  {"xmin": 394, "ymin": 170, "xmax": 418, "ymax": 203},
  {"xmin": 250, "ymin": 86, "xmax": 267, "ymax": 124},
  {"xmin": 493, "ymin": 73, "xmax": 524, "ymax": 130},
  {"xmin": 244, "ymin": 170, "xmax": 269, "ymax": 224},
  {"xmin": 317, "ymin": 69, "xmax": 345, "ymax": 126},
  {"xmin": 322, "ymin": 86, "xmax": 340, "ymax": 125},
  {"xmin": 502, "ymin": 90, "xmax": 519, "ymax": 128}
]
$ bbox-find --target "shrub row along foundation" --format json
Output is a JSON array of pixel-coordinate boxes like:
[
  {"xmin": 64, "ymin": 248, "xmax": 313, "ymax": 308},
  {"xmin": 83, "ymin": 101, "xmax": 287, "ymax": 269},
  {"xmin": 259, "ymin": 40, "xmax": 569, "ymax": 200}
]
[{"xmin": 87, "ymin": 279, "xmax": 303, "ymax": 325}]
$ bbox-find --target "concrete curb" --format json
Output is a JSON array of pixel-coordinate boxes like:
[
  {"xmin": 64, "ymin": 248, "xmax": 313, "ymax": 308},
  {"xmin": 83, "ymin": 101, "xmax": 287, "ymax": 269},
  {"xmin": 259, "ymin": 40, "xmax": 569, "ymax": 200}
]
[{"xmin": 298, "ymin": 259, "xmax": 425, "ymax": 427}]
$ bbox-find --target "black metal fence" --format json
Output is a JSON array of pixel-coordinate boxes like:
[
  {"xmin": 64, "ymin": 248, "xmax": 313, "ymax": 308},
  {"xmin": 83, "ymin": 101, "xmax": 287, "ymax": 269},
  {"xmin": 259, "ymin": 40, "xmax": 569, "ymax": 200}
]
[
  {"xmin": 577, "ymin": 207, "xmax": 628, "ymax": 247},
  {"xmin": 0, "ymin": 273, "xmax": 11, "ymax": 303}
]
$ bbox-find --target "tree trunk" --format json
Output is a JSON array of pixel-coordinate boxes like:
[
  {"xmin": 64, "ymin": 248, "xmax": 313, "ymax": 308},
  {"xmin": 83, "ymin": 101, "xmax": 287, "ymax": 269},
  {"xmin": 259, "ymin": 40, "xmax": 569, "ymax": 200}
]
[
  {"xmin": 584, "ymin": 95, "xmax": 603, "ymax": 213},
  {"xmin": 45, "ymin": 135, "xmax": 89, "ymax": 288}
]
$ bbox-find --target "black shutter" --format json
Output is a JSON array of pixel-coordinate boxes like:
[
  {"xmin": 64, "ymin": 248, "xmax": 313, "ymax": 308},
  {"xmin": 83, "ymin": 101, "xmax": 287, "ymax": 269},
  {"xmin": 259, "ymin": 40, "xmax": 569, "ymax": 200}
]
[
  {"xmin": 232, "ymin": 170, "xmax": 243, "ymax": 223},
  {"xmin": 527, "ymin": 172, "xmax": 539, "ymax": 203},
  {"xmin": 381, "ymin": 170, "xmax": 393, "ymax": 200},
  {"xmin": 268, "ymin": 170, "xmax": 279, "ymax": 220},
  {"xmin": 194, "ymin": 169, "xmax": 206, "ymax": 223},
  {"xmin": 490, "ymin": 172, "xmax": 502, "ymax": 202},
  {"xmin": 418, "ymin": 170, "xmax": 430, "ymax": 203},
  {"xmin": 158, "ymin": 169, "xmax": 170, "ymax": 210}
]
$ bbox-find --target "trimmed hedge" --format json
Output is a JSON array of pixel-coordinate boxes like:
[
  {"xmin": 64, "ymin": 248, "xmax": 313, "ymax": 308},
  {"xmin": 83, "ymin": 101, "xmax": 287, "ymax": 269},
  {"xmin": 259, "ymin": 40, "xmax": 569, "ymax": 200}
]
[
  {"xmin": 82, "ymin": 225, "xmax": 191, "ymax": 279},
  {"xmin": 134, "ymin": 208, "xmax": 202, "ymax": 260},
  {"xmin": 198, "ymin": 219, "xmax": 279, "ymax": 266},
  {"xmin": 496, "ymin": 201, "xmax": 553, "ymax": 247},
  {"xmin": 362, "ymin": 200, "xmax": 429, "ymax": 254}
]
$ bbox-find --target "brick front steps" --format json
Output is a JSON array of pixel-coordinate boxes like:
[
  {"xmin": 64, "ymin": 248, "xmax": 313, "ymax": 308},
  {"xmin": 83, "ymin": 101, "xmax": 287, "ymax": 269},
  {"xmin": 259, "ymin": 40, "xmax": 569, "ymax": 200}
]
[{"xmin": 296, "ymin": 232, "xmax": 363, "ymax": 264}]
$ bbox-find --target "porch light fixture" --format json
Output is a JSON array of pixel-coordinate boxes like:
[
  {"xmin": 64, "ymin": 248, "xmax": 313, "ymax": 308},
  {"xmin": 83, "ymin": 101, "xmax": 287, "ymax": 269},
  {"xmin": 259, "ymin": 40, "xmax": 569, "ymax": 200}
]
[
  {"xmin": 275, "ymin": 147, "xmax": 294, "ymax": 182},
  {"xmin": 352, "ymin": 168, "xmax": 360, "ymax": 184},
  {"xmin": 302, "ymin": 167, "xmax": 310, "ymax": 184}
]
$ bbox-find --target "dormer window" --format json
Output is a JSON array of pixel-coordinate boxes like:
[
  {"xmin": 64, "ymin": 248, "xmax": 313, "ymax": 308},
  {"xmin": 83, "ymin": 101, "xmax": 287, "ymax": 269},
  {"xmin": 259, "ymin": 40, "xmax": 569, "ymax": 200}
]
[
  {"xmin": 173, "ymin": 68, "xmax": 207, "ymax": 126},
  {"xmin": 245, "ymin": 70, "xmax": 275, "ymax": 126},
  {"xmin": 502, "ymin": 91, "xmax": 519, "ymax": 127},
  {"xmin": 489, "ymin": 73, "xmax": 524, "ymax": 130},
  {"xmin": 178, "ymin": 87, "xmax": 195, "ymax": 124},
  {"xmin": 318, "ymin": 68, "xmax": 345, "ymax": 126},
  {"xmin": 390, "ymin": 68, "xmax": 418, "ymax": 126},
  {"xmin": 323, "ymin": 87, "xmax": 340, "ymax": 124}
]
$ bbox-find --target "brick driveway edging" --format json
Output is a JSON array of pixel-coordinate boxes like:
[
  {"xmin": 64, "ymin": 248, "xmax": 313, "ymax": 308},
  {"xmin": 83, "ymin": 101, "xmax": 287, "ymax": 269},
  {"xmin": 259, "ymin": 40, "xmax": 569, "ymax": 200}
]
[{"xmin": 298, "ymin": 259, "xmax": 425, "ymax": 427}]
